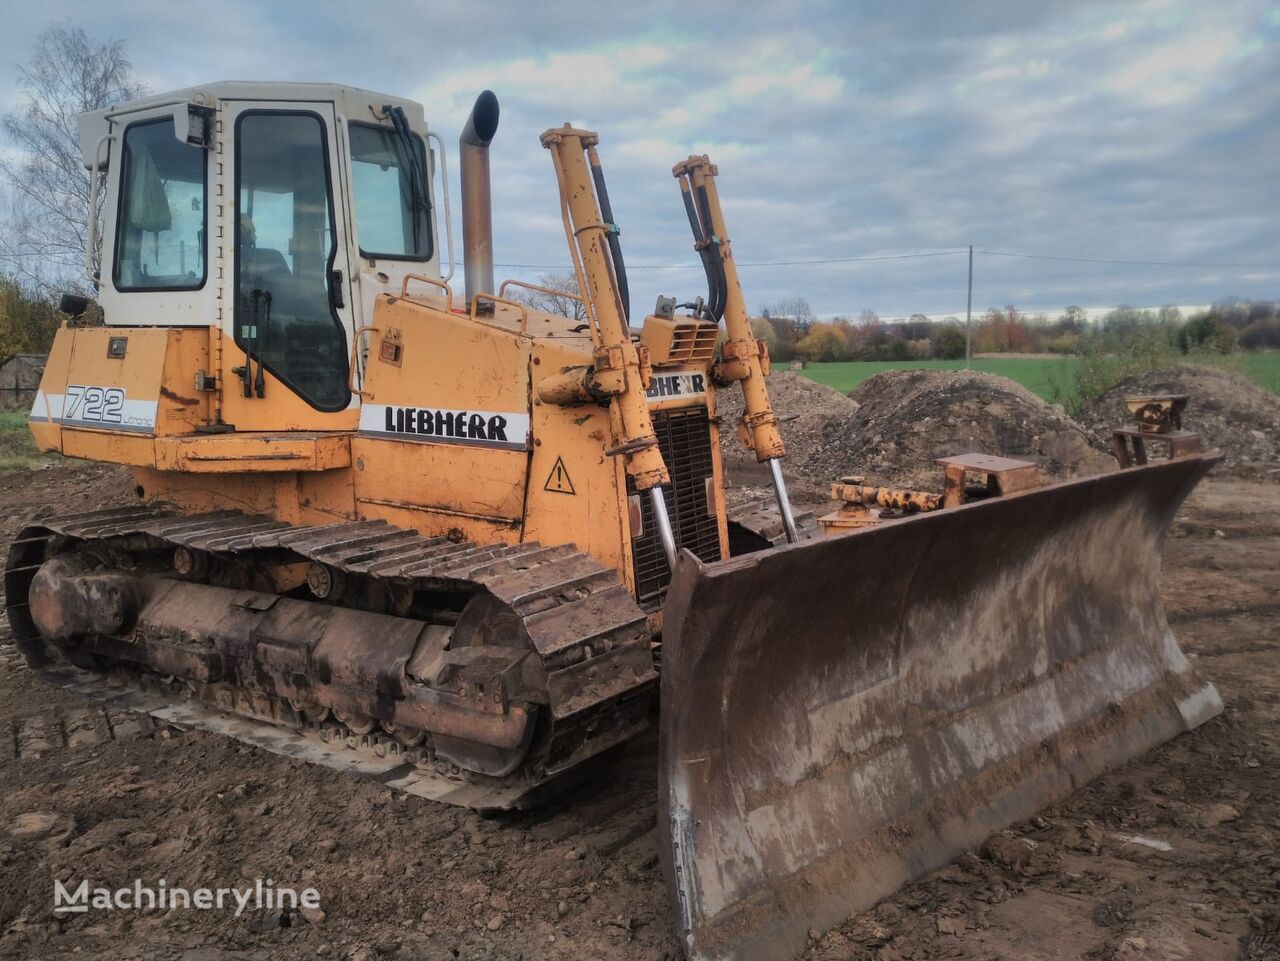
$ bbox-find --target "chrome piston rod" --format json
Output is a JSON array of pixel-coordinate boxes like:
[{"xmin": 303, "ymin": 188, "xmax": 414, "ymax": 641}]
[
  {"xmin": 650, "ymin": 487, "xmax": 679, "ymax": 568},
  {"xmin": 768, "ymin": 457, "xmax": 800, "ymax": 544}
]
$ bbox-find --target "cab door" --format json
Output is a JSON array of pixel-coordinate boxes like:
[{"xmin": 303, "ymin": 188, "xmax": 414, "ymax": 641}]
[{"xmin": 219, "ymin": 101, "xmax": 359, "ymax": 430}]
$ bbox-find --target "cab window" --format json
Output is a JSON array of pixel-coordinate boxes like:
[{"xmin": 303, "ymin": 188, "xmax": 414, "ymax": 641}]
[
  {"xmin": 234, "ymin": 111, "xmax": 349, "ymax": 412},
  {"xmin": 349, "ymin": 122, "xmax": 431, "ymax": 260},
  {"xmin": 113, "ymin": 118, "xmax": 207, "ymax": 290}
]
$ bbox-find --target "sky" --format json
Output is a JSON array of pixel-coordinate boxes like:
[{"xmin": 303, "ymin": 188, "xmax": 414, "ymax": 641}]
[{"xmin": 1, "ymin": 0, "xmax": 1277, "ymax": 319}]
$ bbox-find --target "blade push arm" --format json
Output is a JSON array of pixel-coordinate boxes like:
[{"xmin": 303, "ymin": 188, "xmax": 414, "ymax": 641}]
[
  {"xmin": 541, "ymin": 125, "xmax": 679, "ymax": 564},
  {"xmin": 674, "ymin": 155, "xmax": 799, "ymax": 542}
]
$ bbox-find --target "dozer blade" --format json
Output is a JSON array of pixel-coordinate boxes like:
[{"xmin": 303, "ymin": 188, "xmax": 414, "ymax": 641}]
[{"xmin": 658, "ymin": 453, "xmax": 1222, "ymax": 961}]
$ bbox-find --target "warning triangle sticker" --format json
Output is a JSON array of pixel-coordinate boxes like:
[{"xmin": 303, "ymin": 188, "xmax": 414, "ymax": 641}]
[{"xmin": 544, "ymin": 456, "xmax": 576, "ymax": 494}]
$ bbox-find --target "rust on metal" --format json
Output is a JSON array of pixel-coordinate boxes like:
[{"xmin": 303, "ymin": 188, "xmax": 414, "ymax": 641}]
[
  {"xmin": 830, "ymin": 482, "xmax": 942, "ymax": 512},
  {"xmin": 936, "ymin": 452, "xmax": 1041, "ymax": 507},
  {"xmin": 5, "ymin": 507, "xmax": 658, "ymax": 810},
  {"xmin": 1112, "ymin": 426, "xmax": 1203, "ymax": 468},
  {"xmin": 659, "ymin": 453, "xmax": 1222, "ymax": 961},
  {"xmin": 1125, "ymin": 393, "xmax": 1190, "ymax": 434},
  {"xmin": 819, "ymin": 483, "xmax": 942, "ymax": 534}
]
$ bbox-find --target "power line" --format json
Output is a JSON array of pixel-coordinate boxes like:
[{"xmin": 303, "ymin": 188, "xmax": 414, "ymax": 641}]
[
  {"xmin": 493, "ymin": 249, "xmax": 968, "ymax": 270},
  {"xmin": 493, "ymin": 248, "xmax": 1279, "ymax": 271},
  {"xmin": 974, "ymin": 248, "xmax": 1279, "ymax": 270}
]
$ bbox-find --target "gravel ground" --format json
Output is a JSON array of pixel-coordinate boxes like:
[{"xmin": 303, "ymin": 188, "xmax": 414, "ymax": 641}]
[
  {"xmin": 1076, "ymin": 366, "xmax": 1280, "ymax": 480},
  {"xmin": 0, "ymin": 387, "xmax": 1276, "ymax": 959},
  {"xmin": 719, "ymin": 370, "xmax": 1111, "ymax": 491}
]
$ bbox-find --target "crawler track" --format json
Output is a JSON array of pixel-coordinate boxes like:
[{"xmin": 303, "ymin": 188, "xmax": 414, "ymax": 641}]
[{"xmin": 5, "ymin": 506, "xmax": 657, "ymax": 810}]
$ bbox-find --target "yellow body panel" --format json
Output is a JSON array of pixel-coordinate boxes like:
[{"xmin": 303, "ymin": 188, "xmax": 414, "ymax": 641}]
[
  {"xmin": 133, "ymin": 466, "xmax": 355, "ymax": 527},
  {"xmin": 31, "ymin": 289, "xmax": 732, "ymax": 599},
  {"xmin": 217, "ymin": 326, "xmax": 358, "ymax": 434},
  {"xmin": 155, "ymin": 432, "xmax": 350, "ymax": 473},
  {"xmin": 351, "ymin": 295, "xmax": 535, "ymax": 543},
  {"xmin": 525, "ymin": 337, "xmax": 633, "ymax": 582}
]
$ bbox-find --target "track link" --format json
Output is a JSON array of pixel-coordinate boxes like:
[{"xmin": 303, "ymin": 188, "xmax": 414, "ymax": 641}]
[{"xmin": 5, "ymin": 506, "xmax": 657, "ymax": 810}]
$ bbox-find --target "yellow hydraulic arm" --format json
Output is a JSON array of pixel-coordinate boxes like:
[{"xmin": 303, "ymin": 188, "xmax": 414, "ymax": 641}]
[
  {"xmin": 540, "ymin": 125, "xmax": 680, "ymax": 564},
  {"xmin": 674, "ymin": 155, "xmax": 800, "ymax": 542}
]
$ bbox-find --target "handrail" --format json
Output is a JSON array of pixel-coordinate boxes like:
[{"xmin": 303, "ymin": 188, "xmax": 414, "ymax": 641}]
[
  {"xmin": 498, "ymin": 278, "xmax": 584, "ymax": 305},
  {"xmin": 348, "ymin": 325, "xmax": 379, "ymax": 398},
  {"xmin": 426, "ymin": 131, "xmax": 456, "ymax": 282},
  {"xmin": 471, "ymin": 293, "xmax": 531, "ymax": 334},
  {"xmin": 399, "ymin": 273, "xmax": 454, "ymax": 312},
  {"xmin": 85, "ymin": 132, "xmax": 117, "ymax": 287}
]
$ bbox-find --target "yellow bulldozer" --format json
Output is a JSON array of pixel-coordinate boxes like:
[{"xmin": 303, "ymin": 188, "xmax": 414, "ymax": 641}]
[{"xmin": 7, "ymin": 84, "xmax": 1221, "ymax": 960}]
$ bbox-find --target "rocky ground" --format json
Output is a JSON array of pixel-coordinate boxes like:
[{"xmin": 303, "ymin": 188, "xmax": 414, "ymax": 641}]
[
  {"xmin": 0, "ymin": 389, "xmax": 1276, "ymax": 959},
  {"xmin": 1076, "ymin": 366, "xmax": 1280, "ymax": 480},
  {"xmin": 719, "ymin": 371, "xmax": 1112, "ymax": 491}
]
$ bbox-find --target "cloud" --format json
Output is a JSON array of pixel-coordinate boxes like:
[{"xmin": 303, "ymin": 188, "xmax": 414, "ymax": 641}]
[
  {"xmin": 0, "ymin": 0, "xmax": 1275, "ymax": 316},
  {"xmin": 1107, "ymin": 30, "xmax": 1240, "ymax": 106}
]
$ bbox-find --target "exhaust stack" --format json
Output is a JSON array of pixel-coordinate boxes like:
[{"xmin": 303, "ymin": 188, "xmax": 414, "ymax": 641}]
[{"xmin": 460, "ymin": 90, "xmax": 500, "ymax": 308}]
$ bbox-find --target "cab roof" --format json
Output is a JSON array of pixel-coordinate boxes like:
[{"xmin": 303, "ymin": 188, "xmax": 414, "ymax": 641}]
[{"xmin": 78, "ymin": 81, "xmax": 428, "ymax": 168}]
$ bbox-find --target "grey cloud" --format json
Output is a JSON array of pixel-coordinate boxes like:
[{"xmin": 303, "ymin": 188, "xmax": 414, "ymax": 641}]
[{"xmin": 1, "ymin": 0, "xmax": 1275, "ymax": 316}]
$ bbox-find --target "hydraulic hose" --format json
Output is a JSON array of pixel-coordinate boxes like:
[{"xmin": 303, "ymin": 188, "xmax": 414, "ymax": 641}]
[
  {"xmin": 680, "ymin": 184, "xmax": 720, "ymax": 322},
  {"xmin": 695, "ymin": 184, "xmax": 727, "ymax": 321},
  {"xmin": 588, "ymin": 151, "xmax": 630, "ymax": 323}
]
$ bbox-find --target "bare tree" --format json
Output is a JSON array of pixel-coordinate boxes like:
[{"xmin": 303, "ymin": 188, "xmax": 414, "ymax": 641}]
[
  {"xmin": 0, "ymin": 22, "xmax": 145, "ymax": 292},
  {"xmin": 760, "ymin": 297, "xmax": 815, "ymax": 335},
  {"xmin": 509, "ymin": 271, "xmax": 587, "ymax": 322}
]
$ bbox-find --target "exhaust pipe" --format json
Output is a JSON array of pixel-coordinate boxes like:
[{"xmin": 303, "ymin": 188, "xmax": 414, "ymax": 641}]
[{"xmin": 460, "ymin": 90, "xmax": 500, "ymax": 309}]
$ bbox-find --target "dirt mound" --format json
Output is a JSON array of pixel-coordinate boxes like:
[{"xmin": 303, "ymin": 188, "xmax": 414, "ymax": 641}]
[
  {"xmin": 1076, "ymin": 365, "xmax": 1280, "ymax": 479},
  {"xmin": 841, "ymin": 370, "xmax": 1113, "ymax": 487},
  {"xmin": 716, "ymin": 372, "xmax": 860, "ymax": 495},
  {"xmin": 720, "ymin": 370, "xmax": 1111, "ymax": 490}
]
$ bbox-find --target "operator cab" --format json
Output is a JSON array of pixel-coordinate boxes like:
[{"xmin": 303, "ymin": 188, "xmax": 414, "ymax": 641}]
[{"xmin": 77, "ymin": 82, "xmax": 447, "ymax": 418}]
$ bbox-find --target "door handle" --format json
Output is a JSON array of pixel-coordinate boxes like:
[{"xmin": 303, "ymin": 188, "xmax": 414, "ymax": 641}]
[{"xmin": 329, "ymin": 269, "xmax": 345, "ymax": 309}]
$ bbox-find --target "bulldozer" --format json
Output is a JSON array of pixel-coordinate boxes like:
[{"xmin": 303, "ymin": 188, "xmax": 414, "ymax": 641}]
[{"xmin": 7, "ymin": 83, "xmax": 1222, "ymax": 961}]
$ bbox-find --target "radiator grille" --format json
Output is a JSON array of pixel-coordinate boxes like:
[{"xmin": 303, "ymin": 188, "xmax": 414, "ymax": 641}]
[{"xmin": 628, "ymin": 407, "xmax": 723, "ymax": 603}]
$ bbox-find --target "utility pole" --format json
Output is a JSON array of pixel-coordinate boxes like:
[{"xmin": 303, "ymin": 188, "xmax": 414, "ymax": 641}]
[{"xmin": 965, "ymin": 245, "xmax": 973, "ymax": 370}]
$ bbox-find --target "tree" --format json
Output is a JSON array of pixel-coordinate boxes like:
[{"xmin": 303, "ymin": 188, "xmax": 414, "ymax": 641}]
[
  {"xmin": 902, "ymin": 313, "xmax": 931, "ymax": 341},
  {"xmin": 761, "ymin": 297, "xmax": 815, "ymax": 337},
  {"xmin": 857, "ymin": 309, "xmax": 879, "ymax": 327},
  {"xmin": 0, "ymin": 22, "xmax": 145, "ymax": 292},
  {"xmin": 931, "ymin": 322, "xmax": 966, "ymax": 359},
  {"xmin": 795, "ymin": 322, "xmax": 848, "ymax": 363},
  {"xmin": 509, "ymin": 272, "xmax": 587, "ymax": 322},
  {"xmin": 1240, "ymin": 319, "xmax": 1280, "ymax": 350},
  {"xmin": 974, "ymin": 306, "xmax": 1031, "ymax": 353},
  {"xmin": 0, "ymin": 275, "xmax": 61, "ymax": 359},
  {"xmin": 1179, "ymin": 313, "xmax": 1237, "ymax": 354},
  {"xmin": 1156, "ymin": 305, "xmax": 1183, "ymax": 326},
  {"xmin": 1057, "ymin": 306, "xmax": 1088, "ymax": 332}
]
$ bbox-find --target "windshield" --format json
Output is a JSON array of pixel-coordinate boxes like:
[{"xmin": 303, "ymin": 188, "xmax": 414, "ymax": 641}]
[{"xmin": 349, "ymin": 122, "xmax": 431, "ymax": 261}]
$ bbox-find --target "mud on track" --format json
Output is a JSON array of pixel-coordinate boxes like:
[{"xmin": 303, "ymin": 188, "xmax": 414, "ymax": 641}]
[{"xmin": 0, "ymin": 461, "xmax": 1276, "ymax": 961}]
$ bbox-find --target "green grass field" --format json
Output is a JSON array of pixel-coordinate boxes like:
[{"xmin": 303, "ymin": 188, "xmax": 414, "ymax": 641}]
[
  {"xmin": 797, "ymin": 353, "xmax": 1280, "ymax": 407},
  {"xmin": 1240, "ymin": 352, "xmax": 1280, "ymax": 395},
  {"xmin": 0, "ymin": 409, "xmax": 42, "ymax": 473},
  {"xmin": 797, "ymin": 357, "xmax": 1084, "ymax": 405}
]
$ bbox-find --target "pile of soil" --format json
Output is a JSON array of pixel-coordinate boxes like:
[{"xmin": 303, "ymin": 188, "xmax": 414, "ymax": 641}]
[
  {"xmin": 721, "ymin": 370, "xmax": 1111, "ymax": 490},
  {"xmin": 1076, "ymin": 366, "xmax": 1280, "ymax": 479},
  {"xmin": 716, "ymin": 373, "xmax": 860, "ymax": 496}
]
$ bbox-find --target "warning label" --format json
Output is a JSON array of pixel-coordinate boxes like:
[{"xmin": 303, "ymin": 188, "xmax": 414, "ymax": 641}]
[{"xmin": 544, "ymin": 457, "xmax": 576, "ymax": 495}]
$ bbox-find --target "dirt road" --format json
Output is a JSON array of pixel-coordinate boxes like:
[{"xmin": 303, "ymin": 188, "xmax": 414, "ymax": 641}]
[{"xmin": 0, "ymin": 461, "xmax": 1276, "ymax": 961}]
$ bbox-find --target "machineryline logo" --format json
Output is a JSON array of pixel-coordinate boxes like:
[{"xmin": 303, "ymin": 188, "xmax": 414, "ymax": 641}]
[{"xmin": 53, "ymin": 878, "xmax": 321, "ymax": 916}]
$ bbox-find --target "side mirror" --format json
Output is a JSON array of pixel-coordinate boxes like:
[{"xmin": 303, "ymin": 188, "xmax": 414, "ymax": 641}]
[
  {"xmin": 171, "ymin": 103, "xmax": 214, "ymax": 149},
  {"xmin": 59, "ymin": 293, "xmax": 91, "ymax": 318}
]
